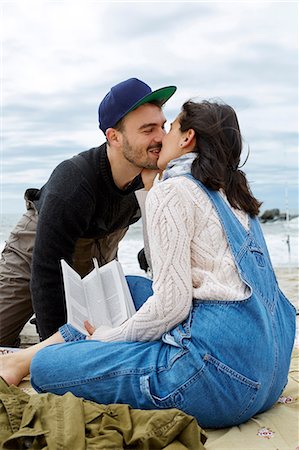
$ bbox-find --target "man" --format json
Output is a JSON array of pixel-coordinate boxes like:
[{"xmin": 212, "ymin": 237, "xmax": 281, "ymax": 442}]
[{"xmin": 0, "ymin": 78, "xmax": 176, "ymax": 345}]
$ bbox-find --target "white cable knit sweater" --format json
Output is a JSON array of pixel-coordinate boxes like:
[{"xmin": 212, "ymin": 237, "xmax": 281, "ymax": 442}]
[{"xmin": 92, "ymin": 176, "xmax": 250, "ymax": 343}]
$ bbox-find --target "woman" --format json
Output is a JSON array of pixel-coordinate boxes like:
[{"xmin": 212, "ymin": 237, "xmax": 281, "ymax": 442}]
[{"xmin": 1, "ymin": 100, "xmax": 296, "ymax": 428}]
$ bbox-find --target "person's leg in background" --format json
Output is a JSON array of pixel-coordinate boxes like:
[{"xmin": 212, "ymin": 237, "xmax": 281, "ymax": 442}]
[
  {"xmin": 72, "ymin": 229, "xmax": 129, "ymax": 277},
  {"xmin": 0, "ymin": 206, "xmax": 37, "ymax": 346}
]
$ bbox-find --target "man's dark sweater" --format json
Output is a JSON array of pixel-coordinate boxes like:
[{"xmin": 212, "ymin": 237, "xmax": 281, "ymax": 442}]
[{"xmin": 30, "ymin": 143, "xmax": 143, "ymax": 339}]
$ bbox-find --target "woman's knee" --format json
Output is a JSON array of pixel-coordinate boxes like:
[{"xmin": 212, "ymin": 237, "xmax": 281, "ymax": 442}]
[
  {"xmin": 125, "ymin": 276, "xmax": 153, "ymax": 310},
  {"xmin": 30, "ymin": 345, "xmax": 60, "ymax": 391}
]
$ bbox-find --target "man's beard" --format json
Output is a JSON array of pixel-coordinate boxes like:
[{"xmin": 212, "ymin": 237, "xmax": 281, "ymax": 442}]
[{"xmin": 122, "ymin": 135, "xmax": 160, "ymax": 170}]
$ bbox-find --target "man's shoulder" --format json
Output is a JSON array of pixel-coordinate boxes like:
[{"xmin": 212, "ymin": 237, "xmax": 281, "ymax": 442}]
[
  {"xmin": 38, "ymin": 145, "xmax": 105, "ymax": 195},
  {"xmin": 51, "ymin": 143, "xmax": 106, "ymax": 181},
  {"xmin": 52, "ymin": 144, "xmax": 106, "ymax": 172},
  {"xmin": 67, "ymin": 144, "xmax": 107, "ymax": 189},
  {"xmin": 76, "ymin": 143, "xmax": 106, "ymax": 160}
]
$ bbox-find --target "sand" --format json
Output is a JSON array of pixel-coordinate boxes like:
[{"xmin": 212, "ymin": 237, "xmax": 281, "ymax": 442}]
[
  {"xmin": 274, "ymin": 267, "xmax": 299, "ymax": 311},
  {"xmin": 274, "ymin": 266, "xmax": 299, "ymax": 348}
]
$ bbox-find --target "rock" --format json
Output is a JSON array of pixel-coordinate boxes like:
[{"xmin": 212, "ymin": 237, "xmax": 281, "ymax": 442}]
[{"xmin": 260, "ymin": 209, "xmax": 280, "ymax": 222}]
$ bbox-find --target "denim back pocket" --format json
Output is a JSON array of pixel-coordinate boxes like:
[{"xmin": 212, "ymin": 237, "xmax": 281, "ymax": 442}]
[
  {"xmin": 198, "ymin": 353, "xmax": 261, "ymax": 428},
  {"xmin": 140, "ymin": 345, "xmax": 202, "ymax": 411},
  {"xmin": 140, "ymin": 348, "xmax": 261, "ymax": 428}
]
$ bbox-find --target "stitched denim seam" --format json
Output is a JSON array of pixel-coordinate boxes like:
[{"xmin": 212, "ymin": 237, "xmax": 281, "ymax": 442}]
[
  {"xmin": 265, "ymin": 315, "xmax": 279, "ymax": 400},
  {"xmin": 59, "ymin": 324, "xmax": 86, "ymax": 342},
  {"xmin": 59, "ymin": 326, "xmax": 72, "ymax": 342},
  {"xmin": 140, "ymin": 366, "xmax": 206, "ymax": 408},
  {"xmin": 194, "ymin": 298, "xmax": 252, "ymax": 306},
  {"xmin": 140, "ymin": 375, "xmax": 183, "ymax": 408},
  {"xmin": 234, "ymin": 389, "xmax": 260, "ymax": 423},
  {"xmin": 156, "ymin": 348, "xmax": 189, "ymax": 373},
  {"xmin": 38, "ymin": 367, "xmax": 155, "ymax": 391},
  {"xmin": 204, "ymin": 354, "xmax": 260, "ymax": 389}
]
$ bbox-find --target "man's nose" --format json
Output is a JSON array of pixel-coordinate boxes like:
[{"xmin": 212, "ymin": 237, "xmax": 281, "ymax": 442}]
[{"xmin": 154, "ymin": 128, "xmax": 166, "ymax": 142}]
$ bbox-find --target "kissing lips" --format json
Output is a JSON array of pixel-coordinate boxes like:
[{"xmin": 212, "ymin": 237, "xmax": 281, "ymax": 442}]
[{"xmin": 149, "ymin": 147, "xmax": 161, "ymax": 158}]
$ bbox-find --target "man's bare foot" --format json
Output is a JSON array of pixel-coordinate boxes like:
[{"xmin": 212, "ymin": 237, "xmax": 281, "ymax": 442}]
[{"xmin": 0, "ymin": 353, "xmax": 28, "ymax": 386}]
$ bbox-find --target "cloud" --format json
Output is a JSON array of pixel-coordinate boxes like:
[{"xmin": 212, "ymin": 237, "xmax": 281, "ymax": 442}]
[{"xmin": 1, "ymin": 1, "xmax": 298, "ymax": 214}]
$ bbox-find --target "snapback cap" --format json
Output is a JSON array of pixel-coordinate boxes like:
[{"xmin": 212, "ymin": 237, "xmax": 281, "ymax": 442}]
[{"xmin": 98, "ymin": 78, "xmax": 176, "ymax": 133}]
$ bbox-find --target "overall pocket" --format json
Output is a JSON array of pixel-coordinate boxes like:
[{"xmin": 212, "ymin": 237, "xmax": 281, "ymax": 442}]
[
  {"xmin": 200, "ymin": 353, "xmax": 261, "ymax": 427},
  {"xmin": 140, "ymin": 350, "xmax": 261, "ymax": 428},
  {"xmin": 140, "ymin": 346, "xmax": 201, "ymax": 410},
  {"xmin": 140, "ymin": 309, "xmax": 198, "ymax": 410}
]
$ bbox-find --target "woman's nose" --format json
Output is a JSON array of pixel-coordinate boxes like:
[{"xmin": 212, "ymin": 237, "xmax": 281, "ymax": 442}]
[{"xmin": 155, "ymin": 127, "xmax": 166, "ymax": 141}]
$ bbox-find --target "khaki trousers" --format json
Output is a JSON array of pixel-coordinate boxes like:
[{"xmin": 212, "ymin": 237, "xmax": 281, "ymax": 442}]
[{"xmin": 0, "ymin": 202, "xmax": 127, "ymax": 346}]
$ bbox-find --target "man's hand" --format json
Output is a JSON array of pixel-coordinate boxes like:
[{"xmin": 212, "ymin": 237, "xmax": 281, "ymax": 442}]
[
  {"xmin": 141, "ymin": 168, "xmax": 162, "ymax": 191},
  {"xmin": 84, "ymin": 320, "xmax": 95, "ymax": 337}
]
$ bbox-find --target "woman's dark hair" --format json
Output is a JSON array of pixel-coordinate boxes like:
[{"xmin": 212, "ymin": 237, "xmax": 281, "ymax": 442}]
[{"xmin": 179, "ymin": 100, "xmax": 262, "ymax": 216}]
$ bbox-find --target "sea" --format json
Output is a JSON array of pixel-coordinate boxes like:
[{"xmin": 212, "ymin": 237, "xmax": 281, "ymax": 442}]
[{"xmin": 0, "ymin": 213, "xmax": 298, "ymax": 275}]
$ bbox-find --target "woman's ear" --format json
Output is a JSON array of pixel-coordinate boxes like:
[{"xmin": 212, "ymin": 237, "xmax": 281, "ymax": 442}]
[{"xmin": 180, "ymin": 128, "xmax": 195, "ymax": 150}]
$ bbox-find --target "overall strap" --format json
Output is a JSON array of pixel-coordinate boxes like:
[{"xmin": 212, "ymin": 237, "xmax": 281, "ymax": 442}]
[
  {"xmin": 183, "ymin": 173, "xmax": 249, "ymax": 257},
  {"xmin": 182, "ymin": 173, "xmax": 272, "ymax": 269},
  {"xmin": 183, "ymin": 173, "xmax": 279, "ymax": 307}
]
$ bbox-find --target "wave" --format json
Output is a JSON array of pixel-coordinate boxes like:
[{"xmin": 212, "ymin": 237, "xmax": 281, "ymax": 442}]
[{"xmin": 1, "ymin": 216, "xmax": 298, "ymax": 270}]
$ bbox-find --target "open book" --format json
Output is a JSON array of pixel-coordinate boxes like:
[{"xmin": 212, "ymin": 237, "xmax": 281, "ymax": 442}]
[{"xmin": 61, "ymin": 258, "xmax": 136, "ymax": 335}]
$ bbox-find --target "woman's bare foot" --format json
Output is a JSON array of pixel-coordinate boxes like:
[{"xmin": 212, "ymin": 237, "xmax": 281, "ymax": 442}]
[
  {"xmin": 0, "ymin": 331, "xmax": 64, "ymax": 386},
  {"xmin": 0, "ymin": 352, "xmax": 28, "ymax": 386}
]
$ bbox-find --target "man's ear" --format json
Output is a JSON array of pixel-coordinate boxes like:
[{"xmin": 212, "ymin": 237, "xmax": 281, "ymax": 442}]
[{"xmin": 106, "ymin": 128, "xmax": 122, "ymax": 147}]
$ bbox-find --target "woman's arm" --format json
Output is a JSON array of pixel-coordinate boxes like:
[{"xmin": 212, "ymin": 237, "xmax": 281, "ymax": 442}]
[{"xmin": 91, "ymin": 179, "xmax": 194, "ymax": 342}]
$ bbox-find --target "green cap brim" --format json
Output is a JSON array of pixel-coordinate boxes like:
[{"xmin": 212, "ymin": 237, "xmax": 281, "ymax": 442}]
[{"xmin": 127, "ymin": 86, "xmax": 177, "ymax": 114}]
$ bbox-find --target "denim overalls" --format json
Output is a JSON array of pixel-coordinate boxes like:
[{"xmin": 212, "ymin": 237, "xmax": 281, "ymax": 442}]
[{"xmin": 31, "ymin": 175, "xmax": 296, "ymax": 429}]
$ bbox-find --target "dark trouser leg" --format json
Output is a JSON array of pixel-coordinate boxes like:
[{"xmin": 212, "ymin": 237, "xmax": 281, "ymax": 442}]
[{"xmin": 72, "ymin": 228, "xmax": 128, "ymax": 277}]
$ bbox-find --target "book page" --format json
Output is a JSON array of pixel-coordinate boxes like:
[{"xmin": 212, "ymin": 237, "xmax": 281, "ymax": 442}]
[
  {"xmin": 61, "ymin": 258, "xmax": 136, "ymax": 335},
  {"xmin": 82, "ymin": 268, "xmax": 111, "ymax": 328},
  {"xmin": 99, "ymin": 260, "xmax": 136, "ymax": 327},
  {"xmin": 61, "ymin": 259, "xmax": 90, "ymax": 334},
  {"xmin": 116, "ymin": 262, "xmax": 136, "ymax": 317}
]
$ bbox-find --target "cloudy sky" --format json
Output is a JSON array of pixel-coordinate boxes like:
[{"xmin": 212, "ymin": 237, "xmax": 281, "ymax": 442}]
[{"xmin": 1, "ymin": 1, "xmax": 298, "ymax": 215}]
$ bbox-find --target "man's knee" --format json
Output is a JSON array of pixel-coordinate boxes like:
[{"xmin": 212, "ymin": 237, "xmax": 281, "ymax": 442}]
[{"xmin": 0, "ymin": 212, "xmax": 36, "ymax": 346}]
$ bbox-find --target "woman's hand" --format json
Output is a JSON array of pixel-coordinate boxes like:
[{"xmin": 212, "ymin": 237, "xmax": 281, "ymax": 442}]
[{"xmin": 84, "ymin": 321, "xmax": 113, "ymax": 341}]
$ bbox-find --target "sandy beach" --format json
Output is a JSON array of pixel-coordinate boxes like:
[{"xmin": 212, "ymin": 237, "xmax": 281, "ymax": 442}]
[
  {"xmin": 274, "ymin": 266, "xmax": 299, "ymax": 311},
  {"xmin": 274, "ymin": 266, "xmax": 299, "ymax": 348},
  {"xmin": 19, "ymin": 265, "xmax": 299, "ymax": 347}
]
